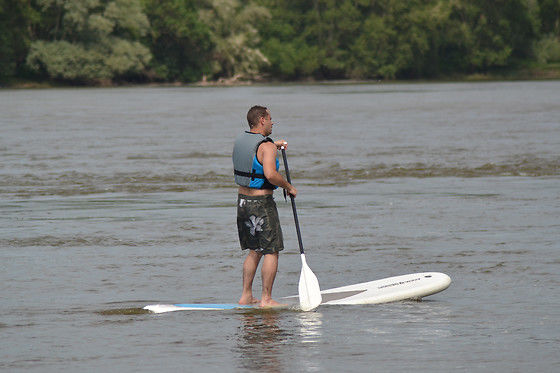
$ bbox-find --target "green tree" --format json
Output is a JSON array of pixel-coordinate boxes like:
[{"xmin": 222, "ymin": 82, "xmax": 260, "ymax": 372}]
[
  {"xmin": 538, "ymin": 0, "xmax": 560, "ymax": 35},
  {"xmin": 142, "ymin": 0, "xmax": 213, "ymax": 82},
  {"xmin": 199, "ymin": 0, "xmax": 271, "ymax": 80},
  {"xmin": 297, "ymin": 0, "xmax": 363, "ymax": 78},
  {"xmin": 255, "ymin": 0, "xmax": 320, "ymax": 79},
  {"xmin": 439, "ymin": 0, "xmax": 537, "ymax": 72},
  {"xmin": 534, "ymin": 0, "xmax": 560, "ymax": 63},
  {"xmin": 349, "ymin": 0, "xmax": 439, "ymax": 79},
  {"xmin": 259, "ymin": 0, "xmax": 437, "ymax": 79},
  {"xmin": 26, "ymin": 0, "xmax": 151, "ymax": 83},
  {"xmin": 258, "ymin": 0, "xmax": 540, "ymax": 79},
  {"xmin": 0, "ymin": 0, "xmax": 37, "ymax": 82},
  {"xmin": 4, "ymin": 0, "xmax": 548, "ymax": 84}
]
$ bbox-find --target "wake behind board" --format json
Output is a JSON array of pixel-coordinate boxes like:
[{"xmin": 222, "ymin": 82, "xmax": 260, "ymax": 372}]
[{"xmin": 144, "ymin": 272, "xmax": 451, "ymax": 314}]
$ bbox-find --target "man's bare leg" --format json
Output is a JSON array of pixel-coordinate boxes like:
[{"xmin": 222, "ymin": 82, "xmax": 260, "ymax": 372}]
[
  {"xmin": 239, "ymin": 250, "xmax": 262, "ymax": 305},
  {"xmin": 260, "ymin": 252, "xmax": 283, "ymax": 307}
]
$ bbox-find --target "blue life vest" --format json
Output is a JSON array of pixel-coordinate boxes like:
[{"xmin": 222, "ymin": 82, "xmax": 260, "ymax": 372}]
[{"xmin": 233, "ymin": 131, "xmax": 279, "ymax": 189}]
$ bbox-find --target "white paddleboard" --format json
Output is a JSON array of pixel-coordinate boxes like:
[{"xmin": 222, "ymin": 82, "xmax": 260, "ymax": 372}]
[
  {"xmin": 143, "ymin": 303, "xmax": 268, "ymax": 313},
  {"xmin": 283, "ymin": 272, "xmax": 451, "ymax": 305},
  {"xmin": 144, "ymin": 272, "xmax": 451, "ymax": 313}
]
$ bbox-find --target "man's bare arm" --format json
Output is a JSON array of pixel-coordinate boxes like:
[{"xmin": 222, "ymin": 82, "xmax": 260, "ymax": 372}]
[{"xmin": 260, "ymin": 142, "xmax": 297, "ymax": 197}]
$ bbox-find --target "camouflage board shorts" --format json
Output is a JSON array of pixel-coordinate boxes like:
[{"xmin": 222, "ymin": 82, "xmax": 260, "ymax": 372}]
[{"xmin": 237, "ymin": 194, "xmax": 284, "ymax": 255}]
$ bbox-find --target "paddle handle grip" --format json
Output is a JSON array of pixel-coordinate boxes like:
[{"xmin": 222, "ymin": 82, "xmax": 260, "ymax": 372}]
[{"xmin": 281, "ymin": 148, "xmax": 305, "ymax": 255}]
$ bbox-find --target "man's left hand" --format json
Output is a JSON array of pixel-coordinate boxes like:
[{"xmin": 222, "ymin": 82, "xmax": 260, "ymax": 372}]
[{"xmin": 274, "ymin": 140, "xmax": 288, "ymax": 149}]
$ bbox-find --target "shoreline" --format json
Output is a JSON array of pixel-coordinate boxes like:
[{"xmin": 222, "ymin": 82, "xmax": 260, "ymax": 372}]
[{"xmin": 3, "ymin": 65, "xmax": 560, "ymax": 89}]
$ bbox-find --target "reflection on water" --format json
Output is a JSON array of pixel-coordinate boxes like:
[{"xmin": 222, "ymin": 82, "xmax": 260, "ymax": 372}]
[
  {"xmin": 234, "ymin": 310, "xmax": 324, "ymax": 372},
  {"xmin": 296, "ymin": 311, "xmax": 324, "ymax": 372},
  {"xmin": 297, "ymin": 311, "xmax": 323, "ymax": 344},
  {"xmin": 235, "ymin": 311, "xmax": 288, "ymax": 372}
]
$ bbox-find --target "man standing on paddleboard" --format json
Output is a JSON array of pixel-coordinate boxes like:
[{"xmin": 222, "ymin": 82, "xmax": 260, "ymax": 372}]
[{"xmin": 233, "ymin": 106, "xmax": 297, "ymax": 307}]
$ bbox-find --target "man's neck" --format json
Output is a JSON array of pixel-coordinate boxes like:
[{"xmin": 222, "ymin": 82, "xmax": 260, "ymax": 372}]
[{"xmin": 249, "ymin": 128, "xmax": 267, "ymax": 136}]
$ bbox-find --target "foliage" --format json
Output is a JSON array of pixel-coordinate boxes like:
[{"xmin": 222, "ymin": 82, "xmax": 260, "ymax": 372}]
[
  {"xmin": 142, "ymin": 0, "xmax": 213, "ymax": 82},
  {"xmin": 0, "ymin": 0, "xmax": 37, "ymax": 82},
  {"xmin": 534, "ymin": 34, "xmax": 560, "ymax": 63},
  {"xmin": 538, "ymin": 0, "xmax": 560, "ymax": 35},
  {"xmin": 348, "ymin": 0, "xmax": 442, "ymax": 79},
  {"xmin": 257, "ymin": 0, "xmax": 540, "ymax": 79},
  {"xmin": 1, "ymin": 0, "xmax": 559, "ymax": 84},
  {"xmin": 26, "ymin": 0, "xmax": 151, "ymax": 83},
  {"xmin": 199, "ymin": 0, "xmax": 271, "ymax": 80}
]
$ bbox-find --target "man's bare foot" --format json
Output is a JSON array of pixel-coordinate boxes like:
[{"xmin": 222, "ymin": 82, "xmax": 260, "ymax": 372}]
[
  {"xmin": 239, "ymin": 296, "xmax": 260, "ymax": 305},
  {"xmin": 259, "ymin": 298, "xmax": 287, "ymax": 308}
]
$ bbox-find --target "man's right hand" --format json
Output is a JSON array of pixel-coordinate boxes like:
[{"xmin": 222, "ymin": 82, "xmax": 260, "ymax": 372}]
[{"xmin": 285, "ymin": 184, "xmax": 297, "ymax": 198}]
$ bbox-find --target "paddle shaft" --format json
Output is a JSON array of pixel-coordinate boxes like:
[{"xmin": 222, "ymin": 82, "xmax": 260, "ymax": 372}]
[{"xmin": 281, "ymin": 148, "xmax": 305, "ymax": 255}]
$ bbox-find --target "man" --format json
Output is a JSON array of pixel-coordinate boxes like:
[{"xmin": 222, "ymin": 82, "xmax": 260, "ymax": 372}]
[{"xmin": 232, "ymin": 106, "xmax": 297, "ymax": 307}]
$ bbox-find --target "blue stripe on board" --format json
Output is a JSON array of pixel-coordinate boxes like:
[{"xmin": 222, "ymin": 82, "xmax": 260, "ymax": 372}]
[{"xmin": 173, "ymin": 303, "xmax": 256, "ymax": 309}]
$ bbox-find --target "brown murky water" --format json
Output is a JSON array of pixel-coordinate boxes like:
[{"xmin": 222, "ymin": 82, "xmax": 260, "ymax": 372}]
[{"xmin": 1, "ymin": 82, "xmax": 559, "ymax": 371}]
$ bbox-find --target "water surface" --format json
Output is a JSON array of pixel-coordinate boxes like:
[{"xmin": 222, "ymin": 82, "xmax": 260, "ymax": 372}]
[{"xmin": 1, "ymin": 81, "xmax": 559, "ymax": 372}]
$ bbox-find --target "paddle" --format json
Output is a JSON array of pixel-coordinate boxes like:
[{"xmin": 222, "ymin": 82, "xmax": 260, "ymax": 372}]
[{"xmin": 281, "ymin": 147, "xmax": 322, "ymax": 311}]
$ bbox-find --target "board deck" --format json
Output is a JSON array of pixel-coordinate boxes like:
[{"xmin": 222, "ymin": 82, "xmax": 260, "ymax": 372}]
[
  {"xmin": 282, "ymin": 272, "xmax": 451, "ymax": 305},
  {"xmin": 144, "ymin": 303, "xmax": 264, "ymax": 313},
  {"xmin": 144, "ymin": 272, "xmax": 451, "ymax": 314}
]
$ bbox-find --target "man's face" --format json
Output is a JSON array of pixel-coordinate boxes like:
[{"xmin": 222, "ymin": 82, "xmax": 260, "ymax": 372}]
[{"xmin": 262, "ymin": 110, "xmax": 273, "ymax": 136}]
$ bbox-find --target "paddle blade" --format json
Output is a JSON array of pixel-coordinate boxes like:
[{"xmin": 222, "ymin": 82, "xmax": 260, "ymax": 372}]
[{"xmin": 298, "ymin": 254, "xmax": 322, "ymax": 311}]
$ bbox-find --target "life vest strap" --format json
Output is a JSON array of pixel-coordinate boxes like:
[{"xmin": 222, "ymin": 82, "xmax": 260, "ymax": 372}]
[{"xmin": 234, "ymin": 169, "xmax": 266, "ymax": 179}]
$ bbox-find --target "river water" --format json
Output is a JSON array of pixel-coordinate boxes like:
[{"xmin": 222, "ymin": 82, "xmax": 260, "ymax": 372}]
[{"xmin": 1, "ymin": 81, "xmax": 559, "ymax": 372}]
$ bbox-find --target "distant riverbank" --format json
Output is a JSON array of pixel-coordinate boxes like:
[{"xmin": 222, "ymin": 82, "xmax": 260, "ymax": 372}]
[{"xmin": 3, "ymin": 64, "xmax": 560, "ymax": 89}]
